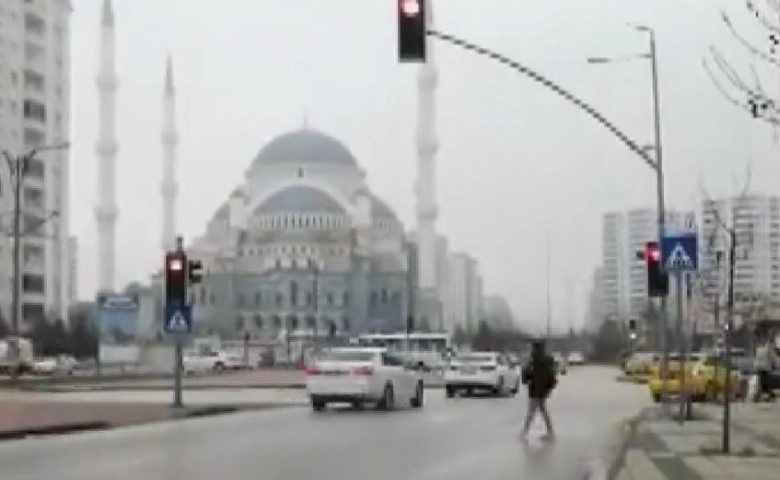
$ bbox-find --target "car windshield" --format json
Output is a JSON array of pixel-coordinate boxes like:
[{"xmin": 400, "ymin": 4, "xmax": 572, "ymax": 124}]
[{"xmin": 318, "ymin": 351, "xmax": 376, "ymax": 362}]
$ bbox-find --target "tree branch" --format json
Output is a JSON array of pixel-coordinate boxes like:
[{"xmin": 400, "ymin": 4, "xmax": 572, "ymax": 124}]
[{"xmin": 722, "ymin": 10, "xmax": 780, "ymax": 67}]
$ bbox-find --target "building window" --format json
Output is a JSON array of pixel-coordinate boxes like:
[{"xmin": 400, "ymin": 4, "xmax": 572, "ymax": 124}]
[
  {"xmin": 290, "ymin": 281, "xmax": 298, "ymax": 306},
  {"xmin": 370, "ymin": 291, "xmax": 378, "ymax": 306},
  {"xmin": 381, "ymin": 289, "xmax": 388, "ymax": 303},
  {"xmin": 253, "ymin": 315, "xmax": 263, "ymax": 329},
  {"xmin": 23, "ymin": 99, "xmax": 45, "ymax": 122},
  {"xmin": 254, "ymin": 292, "xmax": 262, "ymax": 306},
  {"xmin": 326, "ymin": 292, "xmax": 334, "ymax": 306},
  {"xmin": 275, "ymin": 292, "xmax": 283, "ymax": 307},
  {"xmin": 343, "ymin": 292, "xmax": 350, "ymax": 305}
]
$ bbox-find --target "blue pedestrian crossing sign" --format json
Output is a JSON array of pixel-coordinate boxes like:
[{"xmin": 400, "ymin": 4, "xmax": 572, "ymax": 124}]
[
  {"xmin": 164, "ymin": 302, "xmax": 192, "ymax": 335},
  {"xmin": 661, "ymin": 232, "xmax": 698, "ymax": 272}
]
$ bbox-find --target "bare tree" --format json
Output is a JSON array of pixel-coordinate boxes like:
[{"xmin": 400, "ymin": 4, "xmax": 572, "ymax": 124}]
[
  {"xmin": 704, "ymin": 1, "xmax": 780, "ymax": 128},
  {"xmin": 699, "ymin": 168, "xmax": 756, "ymax": 334}
]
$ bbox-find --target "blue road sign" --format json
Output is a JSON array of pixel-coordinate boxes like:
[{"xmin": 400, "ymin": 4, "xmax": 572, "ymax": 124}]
[
  {"xmin": 661, "ymin": 232, "xmax": 698, "ymax": 272},
  {"xmin": 164, "ymin": 301, "xmax": 192, "ymax": 335}
]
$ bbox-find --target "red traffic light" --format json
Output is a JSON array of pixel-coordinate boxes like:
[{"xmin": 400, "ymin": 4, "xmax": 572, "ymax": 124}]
[
  {"xmin": 645, "ymin": 242, "xmax": 660, "ymax": 262},
  {"xmin": 400, "ymin": 0, "xmax": 421, "ymax": 16},
  {"xmin": 167, "ymin": 258, "xmax": 184, "ymax": 271}
]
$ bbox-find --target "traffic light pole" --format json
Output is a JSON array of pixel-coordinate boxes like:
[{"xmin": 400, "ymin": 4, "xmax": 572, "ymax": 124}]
[
  {"xmin": 674, "ymin": 271, "xmax": 687, "ymax": 424},
  {"xmin": 172, "ymin": 236, "xmax": 185, "ymax": 409}
]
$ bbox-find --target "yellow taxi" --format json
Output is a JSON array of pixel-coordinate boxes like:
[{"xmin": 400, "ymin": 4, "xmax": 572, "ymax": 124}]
[{"xmin": 647, "ymin": 352, "xmax": 741, "ymax": 402}]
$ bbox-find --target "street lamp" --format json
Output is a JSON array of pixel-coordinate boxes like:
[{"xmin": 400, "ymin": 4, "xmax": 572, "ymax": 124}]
[
  {"xmin": 308, "ymin": 258, "xmax": 320, "ymax": 350},
  {"xmin": 586, "ymin": 23, "xmax": 670, "ymax": 403},
  {"xmin": 2, "ymin": 142, "xmax": 70, "ymax": 338}
]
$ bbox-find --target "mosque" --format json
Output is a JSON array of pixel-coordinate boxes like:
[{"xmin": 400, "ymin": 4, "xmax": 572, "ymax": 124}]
[{"xmin": 184, "ymin": 127, "xmax": 414, "ymax": 338}]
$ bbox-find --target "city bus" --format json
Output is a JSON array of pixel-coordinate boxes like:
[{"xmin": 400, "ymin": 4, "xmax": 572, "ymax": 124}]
[{"xmin": 354, "ymin": 332, "xmax": 452, "ymax": 370}]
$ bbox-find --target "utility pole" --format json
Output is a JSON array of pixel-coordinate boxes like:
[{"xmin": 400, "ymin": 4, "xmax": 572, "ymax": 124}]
[
  {"xmin": 546, "ymin": 237, "xmax": 552, "ymax": 340},
  {"xmin": 722, "ymin": 230, "xmax": 736, "ymax": 454},
  {"xmin": 645, "ymin": 25, "xmax": 671, "ymax": 411},
  {"xmin": 586, "ymin": 24, "xmax": 669, "ymax": 403},
  {"xmin": 2, "ymin": 144, "xmax": 68, "ymax": 379}
]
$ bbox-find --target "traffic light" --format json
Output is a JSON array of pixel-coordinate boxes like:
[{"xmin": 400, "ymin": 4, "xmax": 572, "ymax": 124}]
[
  {"xmin": 644, "ymin": 241, "xmax": 669, "ymax": 297},
  {"xmin": 397, "ymin": 0, "xmax": 426, "ymax": 62},
  {"xmin": 188, "ymin": 259, "xmax": 203, "ymax": 285},
  {"xmin": 628, "ymin": 319, "xmax": 638, "ymax": 340},
  {"xmin": 165, "ymin": 252, "xmax": 187, "ymax": 302}
]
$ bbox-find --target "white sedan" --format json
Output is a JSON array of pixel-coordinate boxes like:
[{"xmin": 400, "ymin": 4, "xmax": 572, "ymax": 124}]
[
  {"xmin": 567, "ymin": 351, "xmax": 585, "ymax": 366},
  {"xmin": 305, "ymin": 347, "xmax": 424, "ymax": 412},
  {"xmin": 444, "ymin": 352, "xmax": 521, "ymax": 397}
]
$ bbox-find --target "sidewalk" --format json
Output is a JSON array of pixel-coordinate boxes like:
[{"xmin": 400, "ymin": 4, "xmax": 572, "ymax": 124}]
[{"xmin": 615, "ymin": 402, "xmax": 780, "ymax": 479}]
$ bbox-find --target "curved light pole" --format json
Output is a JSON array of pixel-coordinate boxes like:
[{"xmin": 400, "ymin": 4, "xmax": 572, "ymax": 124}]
[
  {"xmin": 586, "ymin": 23, "xmax": 671, "ymax": 407},
  {"xmin": 426, "ymin": 29, "xmax": 656, "ymax": 168}
]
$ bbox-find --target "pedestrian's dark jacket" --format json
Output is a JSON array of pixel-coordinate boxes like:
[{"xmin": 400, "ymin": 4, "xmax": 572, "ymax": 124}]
[{"xmin": 522, "ymin": 351, "xmax": 557, "ymax": 399}]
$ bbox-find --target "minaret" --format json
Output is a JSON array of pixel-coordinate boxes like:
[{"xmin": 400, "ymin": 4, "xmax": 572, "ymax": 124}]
[
  {"xmin": 95, "ymin": 0, "xmax": 118, "ymax": 293},
  {"xmin": 161, "ymin": 56, "xmax": 178, "ymax": 252},
  {"xmin": 415, "ymin": 0, "xmax": 439, "ymax": 303}
]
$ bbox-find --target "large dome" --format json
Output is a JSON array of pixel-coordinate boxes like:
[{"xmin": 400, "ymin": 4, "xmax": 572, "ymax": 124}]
[
  {"xmin": 251, "ymin": 129, "xmax": 358, "ymax": 169},
  {"xmin": 254, "ymin": 186, "xmax": 345, "ymax": 215}
]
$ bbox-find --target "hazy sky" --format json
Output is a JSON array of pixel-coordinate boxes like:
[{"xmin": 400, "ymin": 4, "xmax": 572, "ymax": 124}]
[{"xmin": 69, "ymin": 0, "xmax": 777, "ymax": 333}]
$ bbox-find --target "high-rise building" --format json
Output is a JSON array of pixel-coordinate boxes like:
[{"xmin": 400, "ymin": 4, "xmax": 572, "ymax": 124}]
[
  {"xmin": 600, "ymin": 212, "xmax": 626, "ymax": 322},
  {"xmin": 701, "ymin": 194, "xmax": 780, "ymax": 310},
  {"xmin": 484, "ymin": 294, "xmax": 514, "ymax": 330},
  {"xmin": 0, "ymin": 1, "xmax": 73, "ymax": 328},
  {"xmin": 447, "ymin": 253, "xmax": 483, "ymax": 333},
  {"xmin": 586, "ymin": 267, "xmax": 605, "ymax": 332}
]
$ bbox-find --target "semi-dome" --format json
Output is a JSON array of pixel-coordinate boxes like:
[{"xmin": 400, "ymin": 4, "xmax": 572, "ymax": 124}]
[
  {"xmin": 254, "ymin": 186, "xmax": 345, "ymax": 215},
  {"xmin": 371, "ymin": 195, "xmax": 398, "ymax": 222},
  {"xmin": 251, "ymin": 129, "xmax": 358, "ymax": 169}
]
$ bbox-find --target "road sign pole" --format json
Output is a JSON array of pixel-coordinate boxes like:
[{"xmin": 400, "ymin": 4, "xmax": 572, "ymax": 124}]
[
  {"xmin": 675, "ymin": 270, "xmax": 686, "ymax": 424},
  {"xmin": 173, "ymin": 337, "xmax": 183, "ymax": 408}
]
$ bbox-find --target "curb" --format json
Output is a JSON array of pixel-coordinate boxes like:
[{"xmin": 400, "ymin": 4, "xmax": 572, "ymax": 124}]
[
  {"xmin": 581, "ymin": 409, "xmax": 646, "ymax": 480},
  {"xmin": 0, "ymin": 403, "xmax": 292, "ymax": 442},
  {"xmin": 22, "ymin": 382, "xmax": 447, "ymax": 393},
  {"xmin": 605, "ymin": 410, "xmax": 647, "ymax": 480},
  {"xmin": 0, "ymin": 421, "xmax": 111, "ymax": 441}
]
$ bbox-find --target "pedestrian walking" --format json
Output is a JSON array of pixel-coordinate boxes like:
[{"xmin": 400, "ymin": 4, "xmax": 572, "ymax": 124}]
[{"xmin": 520, "ymin": 340, "xmax": 556, "ymax": 439}]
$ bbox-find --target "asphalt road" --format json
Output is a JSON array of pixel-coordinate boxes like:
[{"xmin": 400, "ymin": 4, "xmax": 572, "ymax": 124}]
[{"xmin": 0, "ymin": 366, "xmax": 648, "ymax": 480}]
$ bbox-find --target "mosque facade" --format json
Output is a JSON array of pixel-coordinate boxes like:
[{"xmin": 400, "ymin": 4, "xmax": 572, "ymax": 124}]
[{"xmin": 183, "ymin": 128, "xmax": 413, "ymax": 338}]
